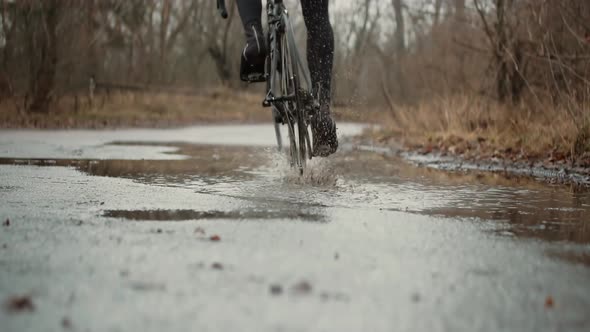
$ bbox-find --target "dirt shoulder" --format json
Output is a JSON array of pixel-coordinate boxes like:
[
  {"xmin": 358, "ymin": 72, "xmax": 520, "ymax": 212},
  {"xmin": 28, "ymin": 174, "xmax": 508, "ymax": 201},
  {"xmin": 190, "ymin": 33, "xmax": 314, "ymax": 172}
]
[
  {"xmin": 357, "ymin": 127, "xmax": 590, "ymax": 188},
  {"xmin": 351, "ymin": 94, "xmax": 590, "ymax": 187}
]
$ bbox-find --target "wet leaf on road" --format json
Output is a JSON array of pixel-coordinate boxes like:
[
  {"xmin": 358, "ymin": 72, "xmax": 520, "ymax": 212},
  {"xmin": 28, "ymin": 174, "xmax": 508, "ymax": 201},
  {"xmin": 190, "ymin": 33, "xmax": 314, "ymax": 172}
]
[
  {"xmin": 129, "ymin": 281, "xmax": 166, "ymax": 292},
  {"xmin": 320, "ymin": 291, "xmax": 350, "ymax": 302},
  {"xmin": 291, "ymin": 280, "xmax": 312, "ymax": 295},
  {"xmin": 3, "ymin": 218, "xmax": 9, "ymax": 227},
  {"xmin": 545, "ymin": 296, "xmax": 554, "ymax": 308},
  {"xmin": 270, "ymin": 284, "xmax": 283, "ymax": 296},
  {"xmin": 211, "ymin": 262, "xmax": 223, "ymax": 270},
  {"xmin": 61, "ymin": 317, "xmax": 72, "ymax": 329},
  {"xmin": 4, "ymin": 295, "xmax": 34, "ymax": 313},
  {"xmin": 411, "ymin": 293, "xmax": 421, "ymax": 302},
  {"xmin": 209, "ymin": 235, "xmax": 221, "ymax": 242}
]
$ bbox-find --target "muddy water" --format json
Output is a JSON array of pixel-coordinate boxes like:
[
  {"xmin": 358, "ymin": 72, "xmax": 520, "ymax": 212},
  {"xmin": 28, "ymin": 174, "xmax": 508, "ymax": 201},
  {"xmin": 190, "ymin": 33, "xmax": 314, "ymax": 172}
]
[
  {"xmin": 1, "ymin": 125, "xmax": 589, "ymax": 332},
  {"xmin": 10, "ymin": 144, "xmax": 585, "ymax": 245}
]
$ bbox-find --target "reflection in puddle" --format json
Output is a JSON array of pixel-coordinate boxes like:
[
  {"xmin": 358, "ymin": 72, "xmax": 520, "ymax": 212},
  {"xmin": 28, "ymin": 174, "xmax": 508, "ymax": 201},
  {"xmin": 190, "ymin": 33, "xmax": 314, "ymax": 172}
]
[
  {"xmin": 422, "ymin": 206, "xmax": 590, "ymax": 244},
  {"xmin": 104, "ymin": 209, "xmax": 326, "ymax": 222},
  {"xmin": 546, "ymin": 250, "xmax": 590, "ymax": 267},
  {"xmin": 411, "ymin": 187, "xmax": 590, "ymax": 244},
  {"xmin": 326, "ymin": 150, "xmax": 590, "ymax": 244}
]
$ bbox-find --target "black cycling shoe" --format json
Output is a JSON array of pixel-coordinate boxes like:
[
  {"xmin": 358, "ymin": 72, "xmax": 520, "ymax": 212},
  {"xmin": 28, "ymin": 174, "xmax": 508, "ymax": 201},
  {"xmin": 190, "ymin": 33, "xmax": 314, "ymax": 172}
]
[
  {"xmin": 240, "ymin": 23, "xmax": 267, "ymax": 83},
  {"xmin": 312, "ymin": 109, "xmax": 338, "ymax": 157}
]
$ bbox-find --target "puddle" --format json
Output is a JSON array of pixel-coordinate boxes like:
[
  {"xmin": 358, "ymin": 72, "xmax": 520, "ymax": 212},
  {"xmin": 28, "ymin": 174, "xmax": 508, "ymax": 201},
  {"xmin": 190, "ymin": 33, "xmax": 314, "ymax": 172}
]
[
  {"xmin": 0, "ymin": 144, "xmax": 268, "ymax": 180},
  {"xmin": 0, "ymin": 124, "xmax": 365, "ymax": 159},
  {"xmin": 1, "ymin": 134, "xmax": 589, "ymax": 250},
  {"xmin": 546, "ymin": 250, "xmax": 590, "ymax": 267},
  {"xmin": 103, "ymin": 209, "xmax": 326, "ymax": 222},
  {"xmin": 327, "ymin": 150, "xmax": 590, "ymax": 243},
  {"xmin": 3, "ymin": 126, "xmax": 590, "ymax": 332}
]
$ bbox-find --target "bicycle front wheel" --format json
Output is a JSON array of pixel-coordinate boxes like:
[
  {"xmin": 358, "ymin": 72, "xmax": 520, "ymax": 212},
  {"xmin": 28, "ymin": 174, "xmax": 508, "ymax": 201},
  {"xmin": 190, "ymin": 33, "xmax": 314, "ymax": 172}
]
[{"xmin": 279, "ymin": 20, "xmax": 311, "ymax": 174}]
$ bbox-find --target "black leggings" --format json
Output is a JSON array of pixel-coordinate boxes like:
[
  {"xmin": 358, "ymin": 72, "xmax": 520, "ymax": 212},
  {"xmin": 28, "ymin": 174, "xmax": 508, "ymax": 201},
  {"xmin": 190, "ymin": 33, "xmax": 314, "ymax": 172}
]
[{"xmin": 236, "ymin": 0, "xmax": 334, "ymax": 108}]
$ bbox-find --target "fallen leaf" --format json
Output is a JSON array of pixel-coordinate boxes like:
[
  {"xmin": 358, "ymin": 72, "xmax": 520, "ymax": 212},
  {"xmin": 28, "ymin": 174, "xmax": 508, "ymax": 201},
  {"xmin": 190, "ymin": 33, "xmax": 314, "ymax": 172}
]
[
  {"xmin": 2, "ymin": 219, "xmax": 9, "ymax": 227},
  {"xmin": 211, "ymin": 262, "xmax": 223, "ymax": 270},
  {"xmin": 545, "ymin": 296, "xmax": 554, "ymax": 308},
  {"xmin": 61, "ymin": 317, "xmax": 72, "ymax": 329},
  {"xmin": 420, "ymin": 145, "xmax": 434, "ymax": 155},
  {"xmin": 320, "ymin": 291, "xmax": 350, "ymax": 302},
  {"xmin": 5, "ymin": 295, "xmax": 34, "ymax": 313},
  {"xmin": 411, "ymin": 293, "xmax": 421, "ymax": 302},
  {"xmin": 291, "ymin": 280, "xmax": 312, "ymax": 295},
  {"xmin": 270, "ymin": 284, "xmax": 283, "ymax": 295},
  {"xmin": 210, "ymin": 235, "xmax": 221, "ymax": 242}
]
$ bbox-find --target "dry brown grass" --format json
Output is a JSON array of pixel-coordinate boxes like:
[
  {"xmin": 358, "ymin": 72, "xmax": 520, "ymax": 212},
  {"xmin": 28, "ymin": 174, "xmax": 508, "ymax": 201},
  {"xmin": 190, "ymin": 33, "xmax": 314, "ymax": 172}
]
[
  {"xmin": 371, "ymin": 94, "xmax": 590, "ymax": 163},
  {"xmin": 0, "ymin": 86, "xmax": 365, "ymax": 129},
  {"xmin": 0, "ymin": 87, "xmax": 270, "ymax": 128}
]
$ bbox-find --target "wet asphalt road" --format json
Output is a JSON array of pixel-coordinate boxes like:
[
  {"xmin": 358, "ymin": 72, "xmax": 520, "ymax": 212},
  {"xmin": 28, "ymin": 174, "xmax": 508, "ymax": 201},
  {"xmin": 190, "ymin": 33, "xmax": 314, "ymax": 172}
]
[{"xmin": 1, "ymin": 125, "xmax": 590, "ymax": 332}]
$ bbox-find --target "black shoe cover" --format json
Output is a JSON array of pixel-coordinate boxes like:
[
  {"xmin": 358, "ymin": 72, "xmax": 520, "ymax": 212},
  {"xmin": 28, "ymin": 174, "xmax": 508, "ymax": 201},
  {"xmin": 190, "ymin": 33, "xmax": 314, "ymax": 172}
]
[
  {"xmin": 312, "ymin": 111, "xmax": 338, "ymax": 157},
  {"xmin": 240, "ymin": 23, "xmax": 267, "ymax": 83}
]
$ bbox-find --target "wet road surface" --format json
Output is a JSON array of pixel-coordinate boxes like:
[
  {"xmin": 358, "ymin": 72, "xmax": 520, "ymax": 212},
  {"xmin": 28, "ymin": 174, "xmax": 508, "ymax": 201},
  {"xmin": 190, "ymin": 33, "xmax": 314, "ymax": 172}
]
[{"xmin": 1, "ymin": 125, "xmax": 590, "ymax": 332}]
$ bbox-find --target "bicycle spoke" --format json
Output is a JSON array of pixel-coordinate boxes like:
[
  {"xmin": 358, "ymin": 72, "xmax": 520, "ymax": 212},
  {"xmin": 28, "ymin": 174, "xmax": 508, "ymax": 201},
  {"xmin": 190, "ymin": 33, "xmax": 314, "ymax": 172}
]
[{"xmin": 267, "ymin": 3, "xmax": 314, "ymax": 174}]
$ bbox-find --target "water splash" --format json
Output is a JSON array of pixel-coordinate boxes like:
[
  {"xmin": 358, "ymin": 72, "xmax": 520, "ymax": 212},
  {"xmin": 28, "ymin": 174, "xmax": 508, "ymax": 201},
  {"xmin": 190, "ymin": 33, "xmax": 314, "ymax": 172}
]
[{"xmin": 263, "ymin": 148, "xmax": 338, "ymax": 187}]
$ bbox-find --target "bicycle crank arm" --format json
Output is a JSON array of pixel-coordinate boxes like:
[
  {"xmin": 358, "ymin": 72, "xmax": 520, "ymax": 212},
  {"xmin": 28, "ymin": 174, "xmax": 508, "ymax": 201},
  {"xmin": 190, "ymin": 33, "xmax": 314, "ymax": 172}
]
[{"xmin": 263, "ymin": 94, "xmax": 296, "ymax": 107}]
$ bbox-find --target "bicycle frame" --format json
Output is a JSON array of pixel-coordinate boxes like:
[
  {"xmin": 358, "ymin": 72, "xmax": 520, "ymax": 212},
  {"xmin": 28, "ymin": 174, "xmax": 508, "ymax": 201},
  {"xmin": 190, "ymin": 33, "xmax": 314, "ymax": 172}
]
[
  {"xmin": 264, "ymin": 0, "xmax": 293, "ymax": 107},
  {"xmin": 216, "ymin": 0, "xmax": 312, "ymax": 108},
  {"xmin": 217, "ymin": 0, "xmax": 315, "ymax": 171}
]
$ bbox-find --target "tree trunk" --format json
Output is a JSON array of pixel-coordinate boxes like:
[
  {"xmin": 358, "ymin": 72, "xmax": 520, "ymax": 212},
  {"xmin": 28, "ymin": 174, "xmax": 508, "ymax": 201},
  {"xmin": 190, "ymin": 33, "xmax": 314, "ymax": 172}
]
[
  {"xmin": 454, "ymin": 0, "xmax": 465, "ymax": 21},
  {"xmin": 29, "ymin": 0, "xmax": 60, "ymax": 113},
  {"xmin": 433, "ymin": 0, "xmax": 442, "ymax": 26},
  {"xmin": 159, "ymin": 0, "xmax": 171, "ymax": 82},
  {"xmin": 392, "ymin": 0, "xmax": 405, "ymax": 56},
  {"xmin": 208, "ymin": 0, "xmax": 236, "ymax": 86},
  {"xmin": 392, "ymin": 0, "xmax": 406, "ymax": 100}
]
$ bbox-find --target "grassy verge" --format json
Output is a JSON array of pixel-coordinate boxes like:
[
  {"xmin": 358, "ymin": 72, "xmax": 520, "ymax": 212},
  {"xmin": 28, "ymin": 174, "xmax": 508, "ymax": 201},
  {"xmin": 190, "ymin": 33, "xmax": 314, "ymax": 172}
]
[
  {"xmin": 0, "ymin": 86, "xmax": 371, "ymax": 129},
  {"xmin": 366, "ymin": 94, "xmax": 590, "ymax": 168},
  {"xmin": 1, "ymin": 87, "xmax": 268, "ymax": 129}
]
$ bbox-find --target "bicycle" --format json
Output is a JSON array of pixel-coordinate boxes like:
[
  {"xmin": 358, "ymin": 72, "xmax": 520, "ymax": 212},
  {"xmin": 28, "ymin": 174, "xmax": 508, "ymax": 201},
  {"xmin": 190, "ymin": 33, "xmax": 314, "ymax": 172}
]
[{"xmin": 217, "ymin": 0, "xmax": 318, "ymax": 175}]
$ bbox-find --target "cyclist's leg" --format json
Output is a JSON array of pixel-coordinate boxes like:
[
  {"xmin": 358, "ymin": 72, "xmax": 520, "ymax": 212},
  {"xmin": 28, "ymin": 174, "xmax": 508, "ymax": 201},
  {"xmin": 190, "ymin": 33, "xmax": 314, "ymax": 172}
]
[
  {"xmin": 236, "ymin": 0, "xmax": 266, "ymax": 81},
  {"xmin": 300, "ymin": 0, "xmax": 334, "ymax": 107},
  {"xmin": 236, "ymin": 0, "xmax": 262, "ymax": 27},
  {"xmin": 300, "ymin": 0, "xmax": 338, "ymax": 156}
]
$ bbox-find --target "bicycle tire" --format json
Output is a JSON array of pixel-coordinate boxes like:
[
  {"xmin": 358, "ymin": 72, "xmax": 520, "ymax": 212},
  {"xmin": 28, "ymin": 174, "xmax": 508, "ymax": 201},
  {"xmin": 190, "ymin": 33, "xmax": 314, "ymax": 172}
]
[
  {"xmin": 282, "ymin": 18, "xmax": 311, "ymax": 174},
  {"xmin": 276, "ymin": 29, "xmax": 302, "ymax": 172}
]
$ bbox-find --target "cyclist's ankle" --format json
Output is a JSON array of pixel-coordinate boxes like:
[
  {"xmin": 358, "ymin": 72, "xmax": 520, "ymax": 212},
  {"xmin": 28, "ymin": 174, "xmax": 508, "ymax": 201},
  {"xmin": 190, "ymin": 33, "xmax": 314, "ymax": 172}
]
[{"xmin": 243, "ymin": 22, "xmax": 266, "ymax": 61}]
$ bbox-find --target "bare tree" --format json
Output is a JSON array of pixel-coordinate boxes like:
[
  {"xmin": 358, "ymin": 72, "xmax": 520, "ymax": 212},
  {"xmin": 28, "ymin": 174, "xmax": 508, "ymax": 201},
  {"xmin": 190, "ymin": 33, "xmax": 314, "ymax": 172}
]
[
  {"xmin": 392, "ymin": 0, "xmax": 406, "ymax": 57},
  {"xmin": 26, "ymin": 0, "xmax": 61, "ymax": 113},
  {"xmin": 206, "ymin": 0, "xmax": 238, "ymax": 86}
]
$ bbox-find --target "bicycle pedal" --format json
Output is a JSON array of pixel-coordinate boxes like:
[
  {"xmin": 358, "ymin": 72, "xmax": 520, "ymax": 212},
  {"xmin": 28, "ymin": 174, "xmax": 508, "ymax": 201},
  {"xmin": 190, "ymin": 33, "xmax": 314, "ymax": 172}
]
[
  {"xmin": 245, "ymin": 73, "xmax": 266, "ymax": 83},
  {"xmin": 240, "ymin": 57, "xmax": 266, "ymax": 83}
]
